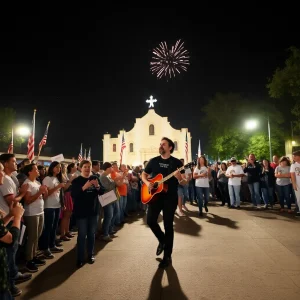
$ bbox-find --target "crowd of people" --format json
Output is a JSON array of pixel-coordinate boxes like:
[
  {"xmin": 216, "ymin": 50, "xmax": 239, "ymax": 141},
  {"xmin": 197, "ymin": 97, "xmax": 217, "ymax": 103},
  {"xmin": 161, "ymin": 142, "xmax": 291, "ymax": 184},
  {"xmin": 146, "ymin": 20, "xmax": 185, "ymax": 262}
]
[
  {"xmin": 179, "ymin": 153, "xmax": 300, "ymax": 217},
  {"xmin": 1, "ymin": 149, "xmax": 300, "ymax": 299},
  {"xmin": 0, "ymin": 154, "xmax": 147, "ymax": 299}
]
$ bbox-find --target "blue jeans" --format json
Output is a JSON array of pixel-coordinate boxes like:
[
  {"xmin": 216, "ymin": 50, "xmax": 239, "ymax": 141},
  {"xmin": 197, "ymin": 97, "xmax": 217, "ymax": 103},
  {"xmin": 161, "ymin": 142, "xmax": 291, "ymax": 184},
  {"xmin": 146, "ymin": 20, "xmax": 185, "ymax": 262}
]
[
  {"xmin": 39, "ymin": 208, "xmax": 60, "ymax": 250},
  {"xmin": 188, "ymin": 182, "xmax": 195, "ymax": 202},
  {"xmin": 76, "ymin": 215, "xmax": 98, "ymax": 262},
  {"xmin": 276, "ymin": 184, "xmax": 291, "ymax": 209},
  {"xmin": 102, "ymin": 202, "xmax": 118, "ymax": 236},
  {"xmin": 6, "ymin": 222, "xmax": 19, "ymax": 289},
  {"xmin": 195, "ymin": 187, "xmax": 209, "ymax": 212},
  {"xmin": 261, "ymin": 187, "xmax": 274, "ymax": 206},
  {"xmin": 228, "ymin": 185, "xmax": 241, "ymax": 207},
  {"xmin": 119, "ymin": 196, "xmax": 127, "ymax": 222},
  {"xmin": 0, "ymin": 290, "xmax": 13, "ymax": 300},
  {"xmin": 248, "ymin": 182, "xmax": 261, "ymax": 206}
]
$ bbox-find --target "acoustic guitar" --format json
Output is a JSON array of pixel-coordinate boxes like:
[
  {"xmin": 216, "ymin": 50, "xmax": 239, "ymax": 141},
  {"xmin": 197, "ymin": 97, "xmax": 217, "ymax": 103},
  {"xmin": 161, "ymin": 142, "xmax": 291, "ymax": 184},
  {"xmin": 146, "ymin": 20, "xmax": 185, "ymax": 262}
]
[{"xmin": 141, "ymin": 161, "xmax": 195, "ymax": 204}]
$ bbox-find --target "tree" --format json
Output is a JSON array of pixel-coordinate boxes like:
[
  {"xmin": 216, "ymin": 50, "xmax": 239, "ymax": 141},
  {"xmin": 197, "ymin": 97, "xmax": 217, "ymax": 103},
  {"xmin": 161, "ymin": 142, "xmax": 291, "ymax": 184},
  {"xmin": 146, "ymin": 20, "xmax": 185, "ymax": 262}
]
[
  {"xmin": 267, "ymin": 47, "xmax": 300, "ymax": 98},
  {"xmin": 0, "ymin": 107, "xmax": 25, "ymax": 152},
  {"xmin": 202, "ymin": 93, "xmax": 285, "ymax": 160},
  {"xmin": 247, "ymin": 132, "xmax": 284, "ymax": 161}
]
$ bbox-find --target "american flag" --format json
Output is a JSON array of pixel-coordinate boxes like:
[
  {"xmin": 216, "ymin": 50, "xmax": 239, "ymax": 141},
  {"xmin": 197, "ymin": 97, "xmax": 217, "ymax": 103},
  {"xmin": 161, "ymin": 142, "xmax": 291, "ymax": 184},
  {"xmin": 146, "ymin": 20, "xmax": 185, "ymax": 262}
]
[
  {"xmin": 27, "ymin": 109, "xmax": 36, "ymax": 161},
  {"xmin": 185, "ymin": 132, "xmax": 188, "ymax": 163},
  {"xmin": 78, "ymin": 143, "xmax": 83, "ymax": 162},
  {"xmin": 120, "ymin": 132, "xmax": 126, "ymax": 164},
  {"xmin": 39, "ymin": 121, "xmax": 50, "ymax": 150},
  {"xmin": 7, "ymin": 128, "xmax": 13, "ymax": 154}
]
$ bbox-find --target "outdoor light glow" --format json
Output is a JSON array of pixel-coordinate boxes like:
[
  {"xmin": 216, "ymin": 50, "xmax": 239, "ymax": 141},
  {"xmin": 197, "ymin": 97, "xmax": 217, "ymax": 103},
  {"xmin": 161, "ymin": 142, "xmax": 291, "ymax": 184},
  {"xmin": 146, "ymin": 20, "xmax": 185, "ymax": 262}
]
[
  {"xmin": 292, "ymin": 141, "xmax": 296, "ymax": 145},
  {"xmin": 245, "ymin": 120, "xmax": 258, "ymax": 130},
  {"xmin": 16, "ymin": 126, "xmax": 30, "ymax": 137}
]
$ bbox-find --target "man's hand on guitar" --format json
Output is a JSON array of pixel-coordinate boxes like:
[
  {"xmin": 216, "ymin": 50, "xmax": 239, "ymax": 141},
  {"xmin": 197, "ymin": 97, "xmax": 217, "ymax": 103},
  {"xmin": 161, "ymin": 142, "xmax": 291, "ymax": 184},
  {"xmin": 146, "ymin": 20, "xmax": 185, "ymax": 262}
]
[
  {"xmin": 174, "ymin": 169, "xmax": 182, "ymax": 181},
  {"xmin": 146, "ymin": 181, "xmax": 154, "ymax": 192}
]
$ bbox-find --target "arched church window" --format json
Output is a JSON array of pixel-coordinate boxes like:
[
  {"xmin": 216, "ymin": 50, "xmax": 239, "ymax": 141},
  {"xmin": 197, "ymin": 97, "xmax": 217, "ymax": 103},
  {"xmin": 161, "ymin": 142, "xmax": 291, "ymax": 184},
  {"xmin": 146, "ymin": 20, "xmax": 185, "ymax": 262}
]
[
  {"xmin": 130, "ymin": 143, "xmax": 134, "ymax": 152},
  {"xmin": 113, "ymin": 144, "xmax": 116, "ymax": 152},
  {"xmin": 149, "ymin": 124, "xmax": 155, "ymax": 135},
  {"xmin": 174, "ymin": 141, "xmax": 178, "ymax": 151}
]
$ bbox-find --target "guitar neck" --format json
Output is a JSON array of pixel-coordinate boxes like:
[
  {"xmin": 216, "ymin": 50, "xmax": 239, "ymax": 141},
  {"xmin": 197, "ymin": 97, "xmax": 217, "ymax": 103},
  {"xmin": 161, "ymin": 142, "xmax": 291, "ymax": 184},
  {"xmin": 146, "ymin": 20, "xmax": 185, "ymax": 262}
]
[{"xmin": 159, "ymin": 165, "xmax": 185, "ymax": 184}]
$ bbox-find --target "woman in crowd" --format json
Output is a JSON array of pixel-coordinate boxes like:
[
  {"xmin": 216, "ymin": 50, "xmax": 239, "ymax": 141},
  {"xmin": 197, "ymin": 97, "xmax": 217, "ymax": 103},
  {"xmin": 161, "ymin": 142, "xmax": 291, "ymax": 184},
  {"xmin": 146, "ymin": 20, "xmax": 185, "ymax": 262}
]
[
  {"xmin": 23, "ymin": 163, "xmax": 48, "ymax": 272},
  {"xmin": 39, "ymin": 161, "xmax": 65, "ymax": 259},
  {"xmin": 71, "ymin": 160, "xmax": 102, "ymax": 268}
]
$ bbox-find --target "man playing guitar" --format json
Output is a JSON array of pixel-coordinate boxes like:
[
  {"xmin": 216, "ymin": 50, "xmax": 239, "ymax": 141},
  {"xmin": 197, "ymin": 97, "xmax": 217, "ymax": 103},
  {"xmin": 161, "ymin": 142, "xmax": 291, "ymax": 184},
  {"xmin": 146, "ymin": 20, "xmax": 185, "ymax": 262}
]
[{"xmin": 141, "ymin": 137, "xmax": 186, "ymax": 268}]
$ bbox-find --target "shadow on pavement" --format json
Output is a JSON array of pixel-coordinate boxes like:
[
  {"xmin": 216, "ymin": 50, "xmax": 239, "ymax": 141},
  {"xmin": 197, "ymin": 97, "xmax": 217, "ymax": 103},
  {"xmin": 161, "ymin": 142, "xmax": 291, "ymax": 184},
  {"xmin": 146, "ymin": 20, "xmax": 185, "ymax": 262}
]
[
  {"xmin": 205, "ymin": 213, "xmax": 239, "ymax": 229},
  {"xmin": 173, "ymin": 214, "xmax": 202, "ymax": 236},
  {"xmin": 147, "ymin": 262, "xmax": 188, "ymax": 300},
  {"xmin": 22, "ymin": 240, "xmax": 107, "ymax": 299}
]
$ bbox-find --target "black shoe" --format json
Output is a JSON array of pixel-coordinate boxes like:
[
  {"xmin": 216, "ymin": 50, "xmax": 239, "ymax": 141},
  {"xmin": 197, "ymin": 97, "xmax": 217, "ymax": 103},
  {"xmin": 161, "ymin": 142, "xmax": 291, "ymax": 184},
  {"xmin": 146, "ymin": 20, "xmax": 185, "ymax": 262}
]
[
  {"xmin": 156, "ymin": 242, "xmax": 165, "ymax": 256},
  {"xmin": 204, "ymin": 205, "xmax": 208, "ymax": 212},
  {"xmin": 76, "ymin": 261, "xmax": 84, "ymax": 268},
  {"xmin": 50, "ymin": 246, "xmax": 64, "ymax": 253},
  {"xmin": 43, "ymin": 250, "xmax": 55, "ymax": 259},
  {"xmin": 10, "ymin": 285, "xmax": 22, "ymax": 297},
  {"xmin": 88, "ymin": 256, "xmax": 95, "ymax": 264},
  {"xmin": 159, "ymin": 257, "xmax": 172, "ymax": 269},
  {"xmin": 33, "ymin": 257, "xmax": 46, "ymax": 266},
  {"xmin": 14, "ymin": 272, "xmax": 32, "ymax": 284},
  {"xmin": 26, "ymin": 261, "xmax": 39, "ymax": 273}
]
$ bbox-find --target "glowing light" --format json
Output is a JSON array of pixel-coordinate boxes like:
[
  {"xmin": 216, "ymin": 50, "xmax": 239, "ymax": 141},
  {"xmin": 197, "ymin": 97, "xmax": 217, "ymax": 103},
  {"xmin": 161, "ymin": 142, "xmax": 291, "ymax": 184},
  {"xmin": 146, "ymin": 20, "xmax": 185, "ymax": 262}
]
[
  {"xmin": 16, "ymin": 126, "xmax": 30, "ymax": 137},
  {"xmin": 245, "ymin": 120, "xmax": 258, "ymax": 130},
  {"xmin": 146, "ymin": 95, "xmax": 157, "ymax": 108}
]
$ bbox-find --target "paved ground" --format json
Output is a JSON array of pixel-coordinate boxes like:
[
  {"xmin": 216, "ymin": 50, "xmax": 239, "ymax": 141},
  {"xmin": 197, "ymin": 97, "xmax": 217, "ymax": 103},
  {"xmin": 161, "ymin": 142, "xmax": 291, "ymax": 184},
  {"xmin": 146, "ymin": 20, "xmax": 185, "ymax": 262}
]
[{"xmin": 18, "ymin": 202, "xmax": 300, "ymax": 300}]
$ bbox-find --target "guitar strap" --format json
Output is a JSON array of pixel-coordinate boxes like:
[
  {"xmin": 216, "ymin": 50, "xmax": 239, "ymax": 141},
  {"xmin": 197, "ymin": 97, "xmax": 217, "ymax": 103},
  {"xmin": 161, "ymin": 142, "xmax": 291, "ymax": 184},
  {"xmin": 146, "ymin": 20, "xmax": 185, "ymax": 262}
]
[{"xmin": 167, "ymin": 157, "xmax": 173, "ymax": 181}]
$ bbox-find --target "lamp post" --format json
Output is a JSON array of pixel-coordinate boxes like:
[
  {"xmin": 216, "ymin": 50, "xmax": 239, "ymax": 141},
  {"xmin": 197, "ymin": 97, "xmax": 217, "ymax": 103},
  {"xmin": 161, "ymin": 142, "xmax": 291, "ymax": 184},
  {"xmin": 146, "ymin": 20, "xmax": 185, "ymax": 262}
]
[
  {"xmin": 245, "ymin": 118, "xmax": 272, "ymax": 162},
  {"xmin": 267, "ymin": 116, "xmax": 272, "ymax": 162},
  {"xmin": 15, "ymin": 125, "xmax": 30, "ymax": 153}
]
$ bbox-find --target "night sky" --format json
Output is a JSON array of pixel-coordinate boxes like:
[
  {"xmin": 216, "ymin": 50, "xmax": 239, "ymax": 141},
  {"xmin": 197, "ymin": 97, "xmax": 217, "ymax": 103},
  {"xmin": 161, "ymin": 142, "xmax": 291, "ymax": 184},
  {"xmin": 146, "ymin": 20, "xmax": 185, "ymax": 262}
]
[{"xmin": 0, "ymin": 11, "xmax": 299, "ymax": 160}]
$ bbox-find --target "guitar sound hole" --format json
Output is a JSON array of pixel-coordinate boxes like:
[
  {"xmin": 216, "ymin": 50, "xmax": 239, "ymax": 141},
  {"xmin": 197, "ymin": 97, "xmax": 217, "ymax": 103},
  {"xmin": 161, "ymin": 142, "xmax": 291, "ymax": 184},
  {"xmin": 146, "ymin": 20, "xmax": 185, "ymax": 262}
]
[{"xmin": 153, "ymin": 182, "xmax": 158, "ymax": 189}]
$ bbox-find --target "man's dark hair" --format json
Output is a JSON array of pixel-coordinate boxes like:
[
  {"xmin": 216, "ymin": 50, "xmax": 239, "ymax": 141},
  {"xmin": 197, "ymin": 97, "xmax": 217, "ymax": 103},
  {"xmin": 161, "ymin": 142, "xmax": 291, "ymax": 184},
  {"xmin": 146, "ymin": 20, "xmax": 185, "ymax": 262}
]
[
  {"xmin": 293, "ymin": 150, "xmax": 300, "ymax": 156},
  {"xmin": 102, "ymin": 162, "xmax": 112, "ymax": 170},
  {"xmin": 79, "ymin": 160, "xmax": 91, "ymax": 169},
  {"xmin": 0, "ymin": 153, "xmax": 15, "ymax": 164},
  {"xmin": 161, "ymin": 137, "xmax": 175, "ymax": 154},
  {"xmin": 92, "ymin": 160, "xmax": 100, "ymax": 167},
  {"xmin": 23, "ymin": 163, "xmax": 36, "ymax": 177}
]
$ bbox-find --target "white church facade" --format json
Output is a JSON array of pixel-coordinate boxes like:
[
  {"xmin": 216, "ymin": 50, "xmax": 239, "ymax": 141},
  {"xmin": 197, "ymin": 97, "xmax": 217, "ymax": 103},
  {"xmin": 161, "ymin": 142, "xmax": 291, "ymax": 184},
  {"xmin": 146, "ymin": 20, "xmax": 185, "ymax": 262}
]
[{"xmin": 102, "ymin": 96, "xmax": 192, "ymax": 166}]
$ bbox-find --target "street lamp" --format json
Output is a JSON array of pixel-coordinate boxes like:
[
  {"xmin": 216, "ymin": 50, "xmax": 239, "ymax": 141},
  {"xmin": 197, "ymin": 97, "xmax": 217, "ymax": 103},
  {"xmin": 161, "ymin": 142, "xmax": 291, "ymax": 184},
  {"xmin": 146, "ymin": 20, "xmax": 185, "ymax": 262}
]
[
  {"xmin": 245, "ymin": 117, "xmax": 272, "ymax": 161},
  {"xmin": 15, "ymin": 125, "xmax": 30, "ymax": 154},
  {"xmin": 15, "ymin": 126, "xmax": 30, "ymax": 137},
  {"xmin": 245, "ymin": 120, "xmax": 258, "ymax": 130}
]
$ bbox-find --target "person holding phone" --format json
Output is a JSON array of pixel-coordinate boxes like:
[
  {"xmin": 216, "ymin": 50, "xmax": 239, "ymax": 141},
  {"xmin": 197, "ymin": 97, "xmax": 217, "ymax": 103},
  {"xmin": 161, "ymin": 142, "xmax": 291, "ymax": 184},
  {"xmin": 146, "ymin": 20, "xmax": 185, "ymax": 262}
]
[
  {"xmin": 71, "ymin": 160, "xmax": 103, "ymax": 268},
  {"xmin": 243, "ymin": 154, "xmax": 262, "ymax": 208}
]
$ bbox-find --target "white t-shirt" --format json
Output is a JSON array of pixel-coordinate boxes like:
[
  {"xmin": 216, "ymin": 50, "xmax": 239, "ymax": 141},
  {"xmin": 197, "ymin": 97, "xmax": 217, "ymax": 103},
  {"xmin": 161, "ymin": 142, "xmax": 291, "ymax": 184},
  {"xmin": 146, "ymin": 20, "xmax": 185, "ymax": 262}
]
[
  {"xmin": 23, "ymin": 179, "xmax": 44, "ymax": 216},
  {"xmin": 194, "ymin": 166, "xmax": 209, "ymax": 188},
  {"xmin": 0, "ymin": 175, "xmax": 18, "ymax": 217},
  {"xmin": 42, "ymin": 176, "xmax": 61, "ymax": 209},
  {"xmin": 226, "ymin": 165, "xmax": 244, "ymax": 186},
  {"xmin": 290, "ymin": 162, "xmax": 300, "ymax": 187}
]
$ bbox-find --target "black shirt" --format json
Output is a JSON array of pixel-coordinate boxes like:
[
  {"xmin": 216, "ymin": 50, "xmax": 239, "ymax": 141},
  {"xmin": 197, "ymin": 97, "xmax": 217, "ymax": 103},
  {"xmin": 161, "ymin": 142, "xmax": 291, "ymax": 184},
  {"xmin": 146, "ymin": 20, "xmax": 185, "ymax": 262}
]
[
  {"xmin": 71, "ymin": 176, "xmax": 100, "ymax": 219},
  {"xmin": 244, "ymin": 162, "xmax": 261, "ymax": 184},
  {"xmin": 144, "ymin": 156, "xmax": 184, "ymax": 195}
]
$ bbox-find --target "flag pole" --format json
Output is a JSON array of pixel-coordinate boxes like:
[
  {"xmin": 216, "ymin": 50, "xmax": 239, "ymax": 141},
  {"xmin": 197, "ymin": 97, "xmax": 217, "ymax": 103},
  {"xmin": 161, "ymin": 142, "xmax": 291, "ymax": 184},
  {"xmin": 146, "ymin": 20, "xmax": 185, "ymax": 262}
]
[
  {"xmin": 37, "ymin": 121, "xmax": 50, "ymax": 161},
  {"xmin": 27, "ymin": 109, "xmax": 36, "ymax": 162},
  {"xmin": 7, "ymin": 127, "xmax": 13, "ymax": 153}
]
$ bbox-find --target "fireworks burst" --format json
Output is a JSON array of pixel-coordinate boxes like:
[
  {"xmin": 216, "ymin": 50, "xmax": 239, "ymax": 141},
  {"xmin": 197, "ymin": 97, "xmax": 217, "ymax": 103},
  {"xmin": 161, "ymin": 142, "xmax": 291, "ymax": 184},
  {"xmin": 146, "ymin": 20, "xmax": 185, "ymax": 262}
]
[{"xmin": 150, "ymin": 39, "xmax": 190, "ymax": 79}]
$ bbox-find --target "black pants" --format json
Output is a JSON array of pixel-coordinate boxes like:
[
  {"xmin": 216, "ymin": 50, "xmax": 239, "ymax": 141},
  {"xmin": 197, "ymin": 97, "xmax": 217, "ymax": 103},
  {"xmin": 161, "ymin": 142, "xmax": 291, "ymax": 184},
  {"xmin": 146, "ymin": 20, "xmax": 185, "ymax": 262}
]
[
  {"xmin": 147, "ymin": 192, "xmax": 177, "ymax": 258},
  {"xmin": 218, "ymin": 181, "xmax": 230, "ymax": 205}
]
